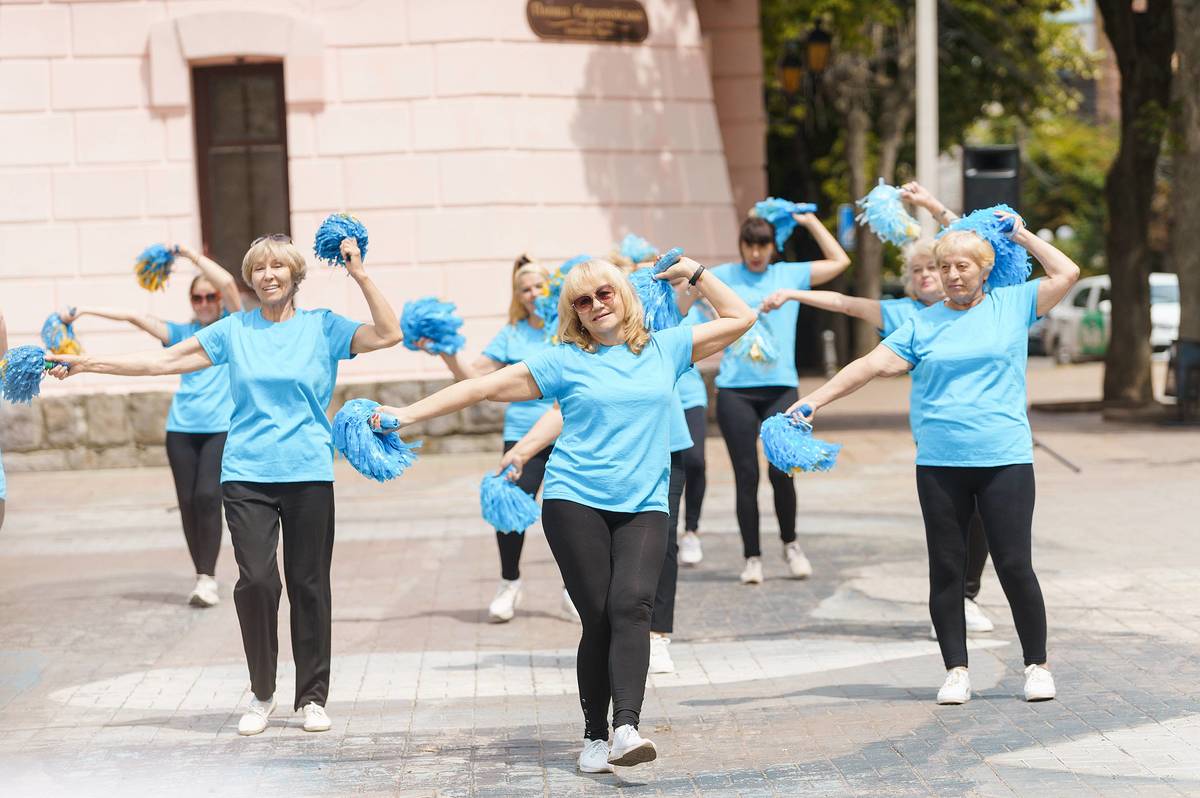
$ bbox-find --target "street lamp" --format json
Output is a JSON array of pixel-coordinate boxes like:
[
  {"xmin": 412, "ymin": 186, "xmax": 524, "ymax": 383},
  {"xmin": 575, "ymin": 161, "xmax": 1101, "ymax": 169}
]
[
  {"xmin": 806, "ymin": 21, "xmax": 832, "ymax": 74},
  {"xmin": 779, "ymin": 40, "xmax": 805, "ymax": 95}
]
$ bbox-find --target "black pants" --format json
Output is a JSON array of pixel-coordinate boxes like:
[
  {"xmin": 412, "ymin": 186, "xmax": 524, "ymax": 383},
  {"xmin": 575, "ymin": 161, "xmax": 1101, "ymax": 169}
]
[
  {"xmin": 165, "ymin": 431, "xmax": 226, "ymax": 576},
  {"xmin": 223, "ymin": 481, "xmax": 336, "ymax": 710},
  {"xmin": 964, "ymin": 511, "xmax": 990, "ymax": 601},
  {"xmin": 682, "ymin": 406, "xmax": 707, "ymax": 532},
  {"xmin": 542, "ymin": 499, "xmax": 668, "ymax": 740},
  {"xmin": 495, "ymin": 442, "xmax": 553, "ymax": 581},
  {"xmin": 716, "ymin": 386, "xmax": 798, "ymax": 558},
  {"xmin": 916, "ymin": 464, "xmax": 1046, "ymax": 669},
  {"xmin": 652, "ymin": 451, "xmax": 685, "ymax": 634}
]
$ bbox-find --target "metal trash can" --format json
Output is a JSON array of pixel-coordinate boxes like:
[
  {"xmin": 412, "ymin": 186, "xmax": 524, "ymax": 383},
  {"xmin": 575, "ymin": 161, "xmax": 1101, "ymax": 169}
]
[{"xmin": 1165, "ymin": 339, "xmax": 1200, "ymax": 423}]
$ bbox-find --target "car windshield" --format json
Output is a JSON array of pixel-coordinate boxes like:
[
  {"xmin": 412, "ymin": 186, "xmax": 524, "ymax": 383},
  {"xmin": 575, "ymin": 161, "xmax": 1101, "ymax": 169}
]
[{"xmin": 1151, "ymin": 284, "xmax": 1179, "ymax": 304}]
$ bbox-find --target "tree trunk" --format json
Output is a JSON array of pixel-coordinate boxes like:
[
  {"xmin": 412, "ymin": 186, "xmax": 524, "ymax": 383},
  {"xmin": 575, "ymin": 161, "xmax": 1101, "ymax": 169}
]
[
  {"xmin": 1096, "ymin": 0, "xmax": 1175, "ymax": 407},
  {"xmin": 1173, "ymin": 0, "xmax": 1200, "ymax": 342},
  {"xmin": 845, "ymin": 105, "xmax": 881, "ymax": 358}
]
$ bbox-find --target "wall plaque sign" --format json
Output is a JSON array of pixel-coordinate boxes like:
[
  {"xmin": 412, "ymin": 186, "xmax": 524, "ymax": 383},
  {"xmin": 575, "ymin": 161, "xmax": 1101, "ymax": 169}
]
[{"xmin": 526, "ymin": 1, "xmax": 649, "ymax": 44}]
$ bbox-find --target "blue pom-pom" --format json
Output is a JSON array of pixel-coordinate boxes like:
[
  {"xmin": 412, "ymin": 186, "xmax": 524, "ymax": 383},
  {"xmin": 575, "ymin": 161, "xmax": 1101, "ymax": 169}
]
[
  {"xmin": 731, "ymin": 316, "xmax": 779, "ymax": 367},
  {"xmin": 41, "ymin": 312, "xmax": 81, "ymax": 355},
  {"xmin": 480, "ymin": 465, "xmax": 541, "ymax": 533},
  {"xmin": 332, "ymin": 398, "xmax": 421, "ymax": 482},
  {"xmin": 760, "ymin": 411, "xmax": 841, "ymax": 475},
  {"xmin": 940, "ymin": 204, "xmax": 1032, "ymax": 290},
  {"xmin": 628, "ymin": 246, "xmax": 684, "ymax": 331},
  {"xmin": 401, "ymin": 297, "xmax": 466, "ymax": 355},
  {"xmin": 752, "ymin": 197, "xmax": 818, "ymax": 251},
  {"xmin": 313, "ymin": 213, "xmax": 369, "ymax": 267},
  {"xmin": 856, "ymin": 180, "xmax": 921, "ymax": 247},
  {"xmin": 534, "ymin": 254, "xmax": 590, "ymax": 342},
  {"xmin": 0, "ymin": 345, "xmax": 56, "ymax": 404},
  {"xmin": 135, "ymin": 244, "xmax": 177, "ymax": 292},
  {"xmin": 618, "ymin": 233, "xmax": 659, "ymax": 265}
]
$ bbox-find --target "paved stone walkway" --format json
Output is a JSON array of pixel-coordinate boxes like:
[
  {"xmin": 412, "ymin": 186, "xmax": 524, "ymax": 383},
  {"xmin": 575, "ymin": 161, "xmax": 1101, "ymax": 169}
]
[{"xmin": 2, "ymin": 363, "xmax": 1199, "ymax": 797}]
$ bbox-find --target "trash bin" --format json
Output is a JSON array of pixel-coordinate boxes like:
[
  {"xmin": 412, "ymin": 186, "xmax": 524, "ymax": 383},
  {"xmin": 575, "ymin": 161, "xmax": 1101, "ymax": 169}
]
[{"xmin": 1165, "ymin": 339, "xmax": 1200, "ymax": 423}]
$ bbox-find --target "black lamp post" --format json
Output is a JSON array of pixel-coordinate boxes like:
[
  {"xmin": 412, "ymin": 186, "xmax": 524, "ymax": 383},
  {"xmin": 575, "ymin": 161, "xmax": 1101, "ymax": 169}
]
[
  {"xmin": 779, "ymin": 40, "xmax": 805, "ymax": 96},
  {"xmin": 806, "ymin": 21, "xmax": 832, "ymax": 74}
]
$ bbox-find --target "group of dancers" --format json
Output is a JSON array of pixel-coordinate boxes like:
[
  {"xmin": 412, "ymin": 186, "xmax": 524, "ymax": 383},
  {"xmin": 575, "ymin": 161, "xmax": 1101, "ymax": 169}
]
[{"xmin": 25, "ymin": 178, "xmax": 1081, "ymax": 773}]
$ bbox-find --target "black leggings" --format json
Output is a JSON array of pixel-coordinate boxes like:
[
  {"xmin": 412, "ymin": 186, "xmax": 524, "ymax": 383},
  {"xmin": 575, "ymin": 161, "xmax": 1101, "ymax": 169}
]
[
  {"xmin": 165, "ymin": 431, "xmax": 227, "ymax": 576},
  {"xmin": 916, "ymin": 464, "xmax": 1046, "ymax": 668},
  {"xmin": 716, "ymin": 386, "xmax": 797, "ymax": 557},
  {"xmin": 652, "ymin": 451, "xmax": 685, "ymax": 634},
  {"xmin": 494, "ymin": 442, "xmax": 553, "ymax": 581},
  {"xmin": 682, "ymin": 406, "xmax": 707, "ymax": 532},
  {"xmin": 542, "ymin": 499, "xmax": 668, "ymax": 740},
  {"xmin": 964, "ymin": 511, "xmax": 990, "ymax": 601}
]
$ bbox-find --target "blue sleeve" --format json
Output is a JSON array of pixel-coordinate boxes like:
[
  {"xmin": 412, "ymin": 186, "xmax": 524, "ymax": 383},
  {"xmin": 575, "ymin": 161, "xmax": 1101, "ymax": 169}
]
[
  {"xmin": 165, "ymin": 321, "xmax": 193, "ymax": 348},
  {"xmin": 782, "ymin": 261, "xmax": 813, "ymax": 291},
  {"xmin": 881, "ymin": 317, "xmax": 918, "ymax": 366},
  {"xmin": 1021, "ymin": 278, "xmax": 1043, "ymax": 325},
  {"xmin": 194, "ymin": 315, "xmax": 232, "ymax": 366},
  {"xmin": 879, "ymin": 299, "xmax": 917, "ymax": 337},
  {"xmin": 322, "ymin": 310, "xmax": 363, "ymax": 360},
  {"xmin": 655, "ymin": 325, "xmax": 694, "ymax": 379},
  {"xmin": 524, "ymin": 345, "xmax": 565, "ymax": 400},
  {"xmin": 481, "ymin": 325, "xmax": 510, "ymax": 365}
]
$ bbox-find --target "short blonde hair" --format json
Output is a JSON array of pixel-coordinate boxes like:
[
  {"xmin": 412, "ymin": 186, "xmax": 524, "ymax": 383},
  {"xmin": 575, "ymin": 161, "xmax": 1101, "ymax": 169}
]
[
  {"xmin": 241, "ymin": 237, "xmax": 308, "ymax": 291},
  {"xmin": 558, "ymin": 259, "xmax": 651, "ymax": 354},
  {"xmin": 933, "ymin": 230, "xmax": 995, "ymax": 275},
  {"xmin": 509, "ymin": 260, "xmax": 550, "ymax": 325},
  {"xmin": 901, "ymin": 239, "xmax": 937, "ymax": 298}
]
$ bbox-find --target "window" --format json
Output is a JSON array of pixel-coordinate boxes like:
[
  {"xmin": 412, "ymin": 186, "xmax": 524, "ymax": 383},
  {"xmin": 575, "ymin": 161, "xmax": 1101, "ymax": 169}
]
[
  {"xmin": 1072, "ymin": 286, "xmax": 1093, "ymax": 309},
  {"xmin": 192, "ymin": 63, "xmax": 291, "ymax": 287}
]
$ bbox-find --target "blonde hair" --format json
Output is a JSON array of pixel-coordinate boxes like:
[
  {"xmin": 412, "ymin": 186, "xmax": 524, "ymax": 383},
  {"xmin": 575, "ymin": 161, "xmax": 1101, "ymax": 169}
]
[
  {"xmin": 901, "ymin": 239, "xmax": 937, "ymax": 299},
  {"xmin": 558, "ymin": 259, "xmax": 651, "ymax": 354},
  {"xmin": 933, "ymin": 230, "xmax": 995, "ymax": 275},
  {"xmin": 240, "ymin": 238, "xmax": 308, "ymax": 298},
  {"xmin": 509, "ymin": 260, "xmax": 550, "ymax": 325}
]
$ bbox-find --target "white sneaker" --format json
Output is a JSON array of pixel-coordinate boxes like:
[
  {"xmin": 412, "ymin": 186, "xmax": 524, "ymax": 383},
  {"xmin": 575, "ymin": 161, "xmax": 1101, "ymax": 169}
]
[
  {"xmin": 964, "ymin": 598, "xmax": 994, "ymax": 633},
  {"xmin": 647, "ymin": 634, "xmax": 674, "ymax": 674},
  {"xmin": 561, "ymin": 587, "xmax": 580, "ymax": 622},
  {"xmin": 937, "ymin": 667, "xmax": 971, "ymax": 705},
  {"xmin": 1023, "ymin": 664, "xmax": 1056, "ymax": 702},
  {"xmin": 783, "ymin": 542, "xmax": 812, "ymax": 579},
  {"xmin": 740, "ymin": 557, "xmax": 763, "ymax": 585},
  {"xmin": 487, "ymin": 579, "xmax": 522, "ymax": 623},
  {"xmin": 188, "ymin": 574, "xmax": 219, "ymax": 608},
  {"xmin": 301, "ymin": 702, "xmax": 331, "ymax": 732},
  {"xmin": 237, "ymin": 695, "xmax": 275, "ymax": 736},
  {"xmin": 607, "ymin": 724, "xmax": 657, "ymax": 767},
  {"xmin": 577, "ymin": 738, "xmax": 613, "ymax": 773},
  {"xmin": 678, "ymin": 531, "xmax": 703, "ymax": 566}
]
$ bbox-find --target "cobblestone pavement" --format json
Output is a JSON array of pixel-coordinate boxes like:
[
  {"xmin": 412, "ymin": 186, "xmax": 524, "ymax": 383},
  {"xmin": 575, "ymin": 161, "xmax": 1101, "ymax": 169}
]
[{"xmin": 2, "ymin": 363, "xmax": 1199, "ymax": 797}]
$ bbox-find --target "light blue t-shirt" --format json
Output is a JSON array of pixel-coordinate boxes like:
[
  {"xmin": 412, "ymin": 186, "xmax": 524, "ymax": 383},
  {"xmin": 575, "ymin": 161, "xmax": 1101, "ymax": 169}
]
[
  {"xmin": 677, "ymin": 305, "xmax": 709, "ymax": 409},
  {"xmin": 524, "ymin": 326, "xmax": 694, "ymax": 513},
  {"xmin": 711, "ymin": 260, "xmax": 812, "ymax": 388},
  {"xmin": 481, "ymin": 319, "xmax": 556, "ymax": 442},
  {"xmin": 879, "ymin": 297, "xmax": 930, "ymax": 437},
  {"xmin": 881, "ymin": 279, "xmax": 1042, "ymax": 467},
  {"xmin": 195, "ymin": 307, "xmax": 362, "ymax": 483},
  {"xmin": 668, "ymin": 388, "xmax": 693, "ymax": 453},
  {"xmin": 0, "ymin": 448, "xmax": 6, "ymax": 501},
  {"xmin": 164, "ymin": 320, "xmax": 234, "ymax": 434}
]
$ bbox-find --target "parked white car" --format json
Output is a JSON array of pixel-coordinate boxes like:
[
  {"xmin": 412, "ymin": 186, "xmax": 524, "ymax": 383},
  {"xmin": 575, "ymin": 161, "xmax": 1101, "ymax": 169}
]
[{"xmin": 1042, "ymin": 273, "xmax": 1180, "ymax": 364}]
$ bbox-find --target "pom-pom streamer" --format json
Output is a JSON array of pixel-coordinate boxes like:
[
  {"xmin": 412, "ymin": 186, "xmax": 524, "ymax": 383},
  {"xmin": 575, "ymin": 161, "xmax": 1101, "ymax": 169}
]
[
  {"xmin": 629, "ymin": 246, "xmax": 684, "ymax": 331},
  {"xmin": 618, "ymin": 233, "xmax": 659, "ymax": 265},
  {"xmin": 752, "ymin": 197, "xmax": 818, "ymax": 251},
  {"xmin": 0, "ymin": 345, "xmax": 58, "ymax": 404},
  {"xmin": 759, "ymin": 408, "xmax": 841, "ymax": 475},
  {"xmin": 401, "ymin": 297, "xmax": 466, "ymax": 355},
  {"xmin": 731, "ymin": 315, "xmax": 779, "ymax": 367},
  {"xmin": 332, "ymin": 398, "xmax": 421, "ymax": 483},
  {"xmin": 535, "ymin": 254, "xmax": 590, "ymax": 342},
  {"xmin": 313, "ymin": 213, "xmax": 369, "ymax": 267},
  {"xmin": 855, "ymin": 180, "xmax": 921, "ymax": 247},
  {"xmin": 135, "ymin": 244, "xmax": 177, "ymax": 292},
  {"xmin": 41, "ymin": 312, "xmax": 81, "ymax": 355},
  {"xmin": 480, "ymin": 466, "xmax": 541, "ymax": 533},
  {"xmin": 940, "ymin": 204, "xmax": 1032, "ymax": 290}
]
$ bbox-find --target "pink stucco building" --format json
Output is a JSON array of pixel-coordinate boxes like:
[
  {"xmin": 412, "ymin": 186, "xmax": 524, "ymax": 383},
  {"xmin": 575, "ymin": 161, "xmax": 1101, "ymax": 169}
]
[{"xmin": 0, "ymin": 0, "xmax": 764, "ymax": 398}]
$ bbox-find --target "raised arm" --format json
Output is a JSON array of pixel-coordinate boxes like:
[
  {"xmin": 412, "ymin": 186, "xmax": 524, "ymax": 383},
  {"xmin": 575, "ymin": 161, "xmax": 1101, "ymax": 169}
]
[
  {"xmin": 438, "ymin": 351, "xmax": 504, "ymax": 382},
  {"xmin": 61, "ymin": 306, "xmax": 170, "ymax": 345},
  {"xmin": 655, "ymin": 258, "xmax": 755, "ymax": 362},
  {"xmin": 176, "ymin": 245, "xmax": 242, "ymax": 312},
  {"xmin": 785, "ymin": 343, "xmax": 912, "ymax": 418},
  {"xmin": 760, "ymin": 289, "xmax": 884, "ymax": 329},
  {"xmin": 497, "ymin": 406, "xmax": 563, "ymax": 480},
  {"xmin": 48, "ymin": 336, "xmax": 214, "ymax": 379},
  {"xmin": 796, "ymin": 213, "xmax": 852, "ymax": 286},
  {"xmin": 900, "ymin": 181, "xmax": 959, "ymax": 227},
  {"xmin": 376, "ymin": 363, "xmax": 541, "ymax": 427},
  {"xmin": 999, "ymin": 213, "xmax": 1081, "ymax": 316},
  {"xmin": 341, "ymin": 239, "xmax": 402, "ymax": 354}
]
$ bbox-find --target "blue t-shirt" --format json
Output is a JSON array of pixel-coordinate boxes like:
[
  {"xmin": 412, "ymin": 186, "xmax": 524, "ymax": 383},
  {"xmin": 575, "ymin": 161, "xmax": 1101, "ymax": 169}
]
[
  {"xmin": 879, "ymin": 297, "xmax": 927, "ymax": 337},
  {"xmin": 0, "ymin": 448, "xmax": 6, "ymax": 501},
  {"xmin": 195, "ymin": 307, "xmax": 362, "ymax": 483},
  {"xmin": 481, "ymin": 319, "xmax": 556, "ymax": 441},
  {"xmin": 524, "ymin": 326, "xmax": 694, "ymax": 513},
  {"xmin": 668, "ymin": 387, "xmax": 693, "ymax": 453},
  {"xmin": 711, "ymin": 261, "xmax": 812, "ymax": 388},
  {"xmin": 164, "ymin": 320, "xmax": 234, "ymax": 434},
  {"xmin": 677, "ymin": 305, "xmax": 709, "ymax": 409},
  {"xmin": 881, "ymin": 280, "xmax": 1042, "ymax": 467}
]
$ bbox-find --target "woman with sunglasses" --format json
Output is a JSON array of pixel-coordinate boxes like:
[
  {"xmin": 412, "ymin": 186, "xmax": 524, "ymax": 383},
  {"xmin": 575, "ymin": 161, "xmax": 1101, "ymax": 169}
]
[
  {"xmin": 50, "ymin": 233, "xmax": 402, "ymax": 737},
  {"xmin": 60, "ymin": 245, "xmax": 241, "ymax": 608},
  {"xmin": 369, "ymin": 257, "xmax": 755, "ymax": 772}
]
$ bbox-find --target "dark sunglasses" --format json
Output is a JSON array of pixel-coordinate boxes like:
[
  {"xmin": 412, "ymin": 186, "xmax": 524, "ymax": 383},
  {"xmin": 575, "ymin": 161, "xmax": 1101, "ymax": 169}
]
[
  {"xmin": 190, "ymin": 292, "xmax": 220, "ymax": 304},
  {"xmin": 570, "ymin": 285, "xmax": 617, "ymax": 313},
  {"xmin": 251, "ymin": 233, "xmax": 292, "ymax": 246}
]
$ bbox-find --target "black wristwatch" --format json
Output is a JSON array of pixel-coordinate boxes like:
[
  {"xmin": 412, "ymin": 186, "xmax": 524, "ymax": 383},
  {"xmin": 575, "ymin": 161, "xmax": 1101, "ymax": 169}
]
[{"xmin": 688, "ymin": 264, "xmax": 705, "ymax": 286}]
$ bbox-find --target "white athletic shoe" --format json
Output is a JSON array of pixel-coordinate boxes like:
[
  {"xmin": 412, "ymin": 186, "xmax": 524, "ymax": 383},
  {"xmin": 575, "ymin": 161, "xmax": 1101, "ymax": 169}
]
[
  {"xmin": 301, "ymin": 702, "xmax": 331, "ymax": 732},
  {"xmin": 964, "ymin": 598, "xmax": 994, "ymax": 633},
  {"xmin": 740, "ymin": 557, "xmax": 764, "ymax": 585},
  {"xmin": 561, "ymin": 587, "xmax": 580, "ymax": 622},
  {"xmin": 783, "ymin": 542, "xmax": 812, "ymax": 579},
  {"xmin": 937, "ymin": 668, "xmax": 971, "ymax": 705},
  {"xmin": 577, "ymin": 738, "xmax": 614, "ymax": 773},
  {"xmin": 1023, "ymin": 664, "xmax": 1056, "ymax": 702},
  {"xmin": 607, "ymin": 724, "xmax": 657, "ymax": 767},
  {"xmin": 237, "ymin": 695, "xmax": 275, "ymax": 736},
  {"xmin": 648, "ymin": 634, "xmax": 675, "ymax": 674},
  {"xmin": 678, "ymin": 531, "xmax": 703, "ymax": 566},
  {"xmin": 188, "ymin": 574, "xmax": 219, "ymax": 608},
  {"xmin": 487, "ymin": 579, "xmax": 522, "ymax": 623}
]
